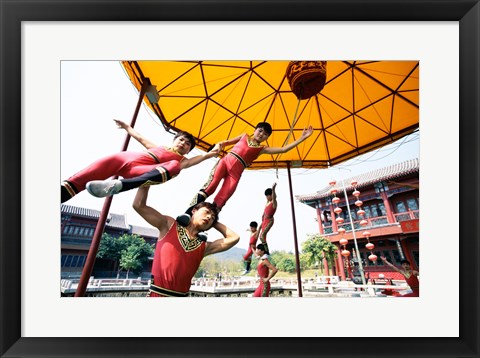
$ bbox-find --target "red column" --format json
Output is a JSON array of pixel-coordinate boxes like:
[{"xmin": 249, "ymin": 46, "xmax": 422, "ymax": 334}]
[
  {"xmin": 316, "ymin": 205, "xmax": 324, "ymax": 235},
  {"xmin": 336, "ymin": 247, "xmax": 346, "ymax": 281},
  {"xmin": 380, "ymin": 190, "xmax": 396, "ymax": 223},
  {"xmin": 400, "ymin": 239, "xmax": 418, "ymax": 271}
]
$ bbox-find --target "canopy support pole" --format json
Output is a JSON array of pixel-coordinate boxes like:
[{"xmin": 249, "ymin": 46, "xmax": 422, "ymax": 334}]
[
  {"xmin": 287, "ymin": 161, "xmax": 303, "ymax": 297},
  {"xmin": 74, "ymin": 81, "xmax": 149, "ymax": 297}
]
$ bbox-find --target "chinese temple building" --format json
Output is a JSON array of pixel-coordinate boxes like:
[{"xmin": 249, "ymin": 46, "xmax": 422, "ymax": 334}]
[{"xmin": 296, "ymin": 158, "xmax": 419, "ymax": 283}]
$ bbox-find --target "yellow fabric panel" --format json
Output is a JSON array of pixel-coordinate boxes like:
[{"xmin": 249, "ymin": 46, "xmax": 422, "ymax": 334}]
[{"xmin": 120, "ymin": 60, "xmax": 419, "ymax": 169}]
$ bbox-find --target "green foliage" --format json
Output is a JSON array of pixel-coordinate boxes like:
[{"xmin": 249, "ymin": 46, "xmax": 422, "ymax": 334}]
[
  {"xmin": 97, "ymin": 233, "xmax": 154, "ymax": 277},
  {"xmin": 302, "ymin": 234, "xmax": 338, "ymax": 274}
]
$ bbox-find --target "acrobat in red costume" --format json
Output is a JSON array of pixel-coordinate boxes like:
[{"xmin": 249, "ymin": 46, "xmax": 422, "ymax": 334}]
[
  {"xmin": 148, "ymin": 221, "xmax": 206, "ymax": 297},
  {"xmin": 253, "ymin": 254, "xmax": 271, "ymax": 297},
  {"xmin": 242, "ymin": 221, "xmax": 258, "ymax": 274},
  {"xmin": 179, "ymin": 123, "xmax": 313, "ymax": 219},
  {"xmin": 252, "ymin": 243, "xmax": 277, "ymax": 297},
  {"xmin": 402, "ymin": 274, "xmax": 420, "ymax": 297},
  {"xmin": 196, "ymin": 134, "xmax": 265, "ymax": 210},
  {"xmin": 258, "ymin": 183, "xmax": 277, "ymax": 247},
  {"xmin": 61, "ymin": 119, "xmax": 218, "ymax": 202}
]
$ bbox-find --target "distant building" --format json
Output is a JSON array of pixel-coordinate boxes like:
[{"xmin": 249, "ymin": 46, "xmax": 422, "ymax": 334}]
[
  {"xmin": 61, "ymin": 204, "xmax": 158, "ymax": 279},
  {"xmin": 296, "ymin": 158, "xmax": 419, "ymax": 282}
]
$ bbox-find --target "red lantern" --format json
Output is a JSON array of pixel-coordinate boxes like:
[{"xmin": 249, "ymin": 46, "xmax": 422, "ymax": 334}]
[
  {"xmin": 341, "ymin": 249, "xmax": 351, "ymax": 257},
  {"xmin": 357, "ymin": 209, "xmax": 365, "ymax": 216},
  {"xmin": 338, "ymin": 227, "xmax": 346, "ymax": 234},
  {"xmin": 351, "ymin": 180, "xmax": 358, "ymax": 187},
  {"xmin": 362, "ymin": 231, "xmax": 371, "ymax": 237},
  {"xmin": 366, "ymin": 243, "xmax": 375, "ymax": 250},
  {"xmin": 360, "ymin": 219, "xmax": 368, "ymax": 226},
  {"xmin": 336, "ymin": 217, "xmax": 344, "ymax": 224},
  {"xmin": 332, "ymin": 197, "xmax": 340, "ymax": 204},
  {"xmin": 330, "ymin": 188, "xmax": 338, "ymax": 195},
  {"xmin": 355, "ymin": 200, "xmax": 363, "ymax": 207},
  {"xmin": 339, "ymin": 238, "xmax": 348, "ymax": 246},
  {"xmin": 368, "ymin": 254, "xmax": 378, "ymax": 262},
  {"xmin": 286, "ymin": 61, "xmax": 327, "ymax": 100},
  {"xmin": 329, "ymin": 180, "xmax": 336, "ymax": 186},
  {"xmin": 334, "ymin": 207, "xmax": 342, "ymax": 214},
  {"xmin": 353, "ymin": 190, "xmax": 361, "ymax": 197}
]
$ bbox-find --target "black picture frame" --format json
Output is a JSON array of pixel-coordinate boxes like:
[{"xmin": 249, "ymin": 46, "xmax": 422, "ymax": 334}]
[{"xmin": 1, "ymin": 1, "xmax": 478, "ymax": 357}]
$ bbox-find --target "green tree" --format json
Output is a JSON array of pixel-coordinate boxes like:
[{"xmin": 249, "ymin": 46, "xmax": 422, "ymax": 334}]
[
  {"xmin": 97, "ymin": 233, "xmax": 153, "ymax": 278},
  {"xmin": 302, "ymin": 234, "xmax": 338, "ymax": 276}
]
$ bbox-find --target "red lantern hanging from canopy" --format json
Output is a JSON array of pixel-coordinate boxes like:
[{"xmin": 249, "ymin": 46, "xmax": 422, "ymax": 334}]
[
  {"xmin": 366, "ymin": 242, "xmax": 375, "ymax": 250},
  {"xmin": 368, "ymin": 254, "xmax": 378, "ymax": 262},
  {"xmin": 339, "ymin": 238, "xmax": 348, "ymax": 246},
  {"xmin": 286, "ymin": 61, "xmax": 327, "ymax": 100}
]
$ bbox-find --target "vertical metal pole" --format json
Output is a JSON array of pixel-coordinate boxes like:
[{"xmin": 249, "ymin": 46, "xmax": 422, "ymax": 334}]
[
  {"xmin": 340, "ymin": 178, "xmax": 367, "ymax": 286},
  {"xmin": 286, "ymin": 162, "xmax": 303, "ymax": 297},
  {"xmin": 74, "ymin": 81, "xmax": 149, "ymax": 297}
]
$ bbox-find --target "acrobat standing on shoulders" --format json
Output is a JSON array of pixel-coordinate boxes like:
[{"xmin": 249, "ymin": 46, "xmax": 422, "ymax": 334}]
[
  {"xmin": 255, "ymin": 183, "xmax": 277, "ymax": 254},
  {"xmin": 241, "ymin": 221, "xmax": 258, "ymax": 275},
  {"xmin": 62, "ymin": 119, "xmax": 218, "ymax": 202}
]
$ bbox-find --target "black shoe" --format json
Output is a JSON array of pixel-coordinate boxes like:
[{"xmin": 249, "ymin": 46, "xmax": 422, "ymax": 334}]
[
  {"xmin": 176, "ymin": 213, "xmax": 191, "ymax": 227},
  {"xmin": 197, "ymin": 232, "xmax": 208, "ymax": 242}
]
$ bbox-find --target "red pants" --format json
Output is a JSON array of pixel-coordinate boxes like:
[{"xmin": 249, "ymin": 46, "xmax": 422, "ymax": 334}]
[
  {"xmin": 67, "ymin": 151, "xmax": 180, "ymax": 193},
  {"xmin": 253, "ymin": 281, "xmax": 270, "ymax": 297},
  {"xmin": 202, "ymin": 154, "xmax": 245, "ymax": 210}
]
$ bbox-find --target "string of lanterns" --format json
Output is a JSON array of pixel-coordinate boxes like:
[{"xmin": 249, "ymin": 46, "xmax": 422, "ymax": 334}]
[{"xmin": 329, "ymin": 179, "xmax": 378, "ymax": 263}]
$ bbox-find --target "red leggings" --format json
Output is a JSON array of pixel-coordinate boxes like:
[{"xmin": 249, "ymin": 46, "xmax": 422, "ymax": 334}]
[
  {"xmin": 67, "ymin": 151, "xmax": 180, "ymax": 193},
  {"xmin": 201, "ymin": 154, "xmax": 245, "ymax": 210}
]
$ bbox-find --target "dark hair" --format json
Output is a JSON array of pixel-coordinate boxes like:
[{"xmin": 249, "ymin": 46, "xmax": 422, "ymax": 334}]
[
  {"xmin": 255, "ymin": 122, "xmax": 272, "ymax": 135},
  {"xmin": 174, "ymin": 131, "xmax": 196, "ymax": 152},
  {"xmin": 250, "ymin": 221, "xmax": 258, "ymax": 228},
  {"xmin": 264, "ymin": 188, "xmax": 273, "ymax": 196},
  {"xmin": 400, "ymin": 259, "xmax": 410, "ymax": 265},
  {"xmin": 193, "ymin": 202, "xmax": 219, "ymax": 226},
  {"xmin": 256, "ymin": 243, "xmax": 269, "ymax": 254}
]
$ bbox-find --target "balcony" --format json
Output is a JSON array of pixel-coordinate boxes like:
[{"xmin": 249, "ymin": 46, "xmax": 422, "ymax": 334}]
[{"xmin": 322, "ymin": 210, "xmax": 419, "ymax": 236}]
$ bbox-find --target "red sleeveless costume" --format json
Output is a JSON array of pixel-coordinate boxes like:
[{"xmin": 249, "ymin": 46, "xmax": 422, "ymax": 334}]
[
  {"xmin": 253, "ymin": 255, "xmax": 271, "ymax": 297},
  {"xmin": 149, "ymin": 221, "xmax": 206, "ymax": 297},
  {"xmin": 402, "ymin": 273, "xmax": 420, "ymax": 297},
  {"xmin": 243, "ymin": 231, "xmax": 258, "ymax": 261},
  {"xmin": 259, "ymin": 201, "xmax": 276, "ymax": 243},
  {"xmin": 201, "ymin": 134, "xmax": 264, "ymax": 210}
]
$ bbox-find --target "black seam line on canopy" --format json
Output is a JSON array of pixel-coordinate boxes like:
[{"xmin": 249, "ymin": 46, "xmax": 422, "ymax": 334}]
[{"xmin": 353, "ymin": 62, "xmax": 420, "ymax": 109}]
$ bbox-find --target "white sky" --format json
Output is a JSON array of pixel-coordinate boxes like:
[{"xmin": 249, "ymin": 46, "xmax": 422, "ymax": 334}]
[{"xmin": 60, "ymin": 61, "xmax": 419, "ymax": 252}]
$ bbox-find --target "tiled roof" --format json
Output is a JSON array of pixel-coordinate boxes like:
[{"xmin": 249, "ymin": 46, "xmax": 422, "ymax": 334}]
[
  {"xmin": 61, "ymin": 204, "xmax": 129, "ymax": 230},
  {"xmin": 131, "ymin": 225, "xmax": 159, "ymax": 238},
  {"xmin": 296, "ymin": 158, "xmax": 419, "ymax": 202}
]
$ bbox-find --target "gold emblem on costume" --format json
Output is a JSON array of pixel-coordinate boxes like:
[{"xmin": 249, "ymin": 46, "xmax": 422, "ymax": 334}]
[
  {"xmin": 177, "ymin": 224, "xmax": 203, "ymax": 252},
  {"xmin": 247, "ymin": 135, "xmax": 262, "ymax": 147}
]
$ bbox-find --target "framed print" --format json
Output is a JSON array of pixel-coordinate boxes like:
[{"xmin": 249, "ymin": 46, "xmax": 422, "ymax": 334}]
[{"xmin": 1, "ymin": 0, "xmax": 479, "ymax": 357}]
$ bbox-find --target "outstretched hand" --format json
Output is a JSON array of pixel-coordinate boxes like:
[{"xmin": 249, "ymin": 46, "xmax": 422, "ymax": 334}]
[
  {"xmin": 302, "ymin": 125, "xmax": 314, "ymax": 139},
  {"xmin": 113, "ymin": 119, "xmax": 129, "ymax": 130}
]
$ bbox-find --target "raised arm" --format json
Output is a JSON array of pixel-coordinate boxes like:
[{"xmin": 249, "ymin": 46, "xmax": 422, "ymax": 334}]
[
  {"xmin": 114, "ymin": 119, "xmax": 158, "ymax": 149},
  {"xmin": 132, "ymin": 186, "xmax": 170, "ymax": 234},
  {"xmin": 204, "ymin": 222, "xmax": 240, "ymax": 256},
  {"xmin": 216, "ymin": 134, "xmax": 244, "ymax": 151},
  {"xmin": 271, "ymin": 182, "xmax": 278, "ymax": 208},
  {"xmin": 380, "ymin": 256, "xmax": 404, "ymax": 275},
  {"xmin": 261, "ymin": 125, "xmax": 313, "ymax": 155}
]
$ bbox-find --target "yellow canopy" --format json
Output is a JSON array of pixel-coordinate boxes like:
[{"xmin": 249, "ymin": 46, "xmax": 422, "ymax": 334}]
[{"xmin": 122, "ymin": 60, "xmax": 419, "ymax": 169}]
